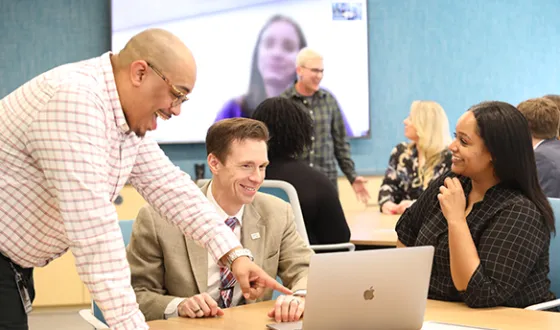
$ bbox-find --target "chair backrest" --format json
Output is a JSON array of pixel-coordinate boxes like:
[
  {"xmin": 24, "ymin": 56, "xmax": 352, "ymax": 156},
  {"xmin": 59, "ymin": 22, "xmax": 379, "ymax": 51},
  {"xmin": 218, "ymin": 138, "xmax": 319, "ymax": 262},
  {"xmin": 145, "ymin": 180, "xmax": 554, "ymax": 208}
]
[
  {"xmin": 547, "ymin": 198, "xmax": 560, "ymax": 297},
  {"xmin": 259, "ymin": 180, "xmax": 311, "ymax": 245},
  {"xmin": 92, "ymin": 220, "xmax": 135, "ymax": 325},
  {"xmin": 258, "ymin": 181, "xmax": 306, "ymax": 301},
  {"xmin": 119, "ymin": 219, "xmax": 134, "ymax": 246},
  {"xmin": 260, "ymin": 180, "xmax": 355, "ymax": 252},
  {"xmin": 196, "ymin": 179, "xmax": 209, "ymax": 188}
]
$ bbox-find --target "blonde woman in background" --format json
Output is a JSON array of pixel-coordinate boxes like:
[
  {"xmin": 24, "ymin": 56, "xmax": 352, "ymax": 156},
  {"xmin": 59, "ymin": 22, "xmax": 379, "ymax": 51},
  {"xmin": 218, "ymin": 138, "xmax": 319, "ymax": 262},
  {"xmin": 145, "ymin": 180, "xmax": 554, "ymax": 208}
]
[{"xmin": 379, "ymin": 101, "xmax": 452, "ymax": 214}]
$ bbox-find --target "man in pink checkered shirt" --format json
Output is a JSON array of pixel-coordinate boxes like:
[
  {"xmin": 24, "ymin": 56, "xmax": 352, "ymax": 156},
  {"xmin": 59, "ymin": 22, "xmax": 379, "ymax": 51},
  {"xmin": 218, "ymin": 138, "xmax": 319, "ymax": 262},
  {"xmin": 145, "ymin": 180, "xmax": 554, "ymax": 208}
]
[{"xmin": 0, "ymin": 28, "xmax": 290, "ymax": 330}]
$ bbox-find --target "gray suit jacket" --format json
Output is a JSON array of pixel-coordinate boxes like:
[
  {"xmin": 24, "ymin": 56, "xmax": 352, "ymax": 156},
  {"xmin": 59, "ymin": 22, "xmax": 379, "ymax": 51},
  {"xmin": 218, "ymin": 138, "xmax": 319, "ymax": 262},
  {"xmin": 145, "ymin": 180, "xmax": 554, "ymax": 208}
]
[
  {"xmin": 535, "ymin": 139, "xmax": 560, "ymax": 198},
  {"xmin": 126, "ymin": 181, "xmax": 313, "ymax": 321}
]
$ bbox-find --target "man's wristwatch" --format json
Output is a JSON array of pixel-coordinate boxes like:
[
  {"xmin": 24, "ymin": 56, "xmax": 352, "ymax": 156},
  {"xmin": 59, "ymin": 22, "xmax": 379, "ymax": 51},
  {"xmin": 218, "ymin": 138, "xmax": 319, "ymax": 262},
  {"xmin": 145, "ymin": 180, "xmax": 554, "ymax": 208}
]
[
  {"xmin": 225, "ymin": 248, "xmax": 254, "ymax": 270},
  {"xmin": 293, "ymin": 290, "xmax": 307, "ymax": 297}
]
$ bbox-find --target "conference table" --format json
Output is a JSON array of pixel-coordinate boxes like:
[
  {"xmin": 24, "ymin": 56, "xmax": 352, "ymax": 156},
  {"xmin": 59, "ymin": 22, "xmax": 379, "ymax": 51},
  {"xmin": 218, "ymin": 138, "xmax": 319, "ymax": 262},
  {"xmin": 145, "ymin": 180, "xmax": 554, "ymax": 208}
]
[
  {"xmin": 147, "ymin": 299, "xmax": 560, "ymax": 329},
  {"xmin": 345, "ymin": 208, "xmax": 400, "ymax": 246},
  {"xmin": 145, "ymin": 209, "xmax": 560, "ymax": 329}
]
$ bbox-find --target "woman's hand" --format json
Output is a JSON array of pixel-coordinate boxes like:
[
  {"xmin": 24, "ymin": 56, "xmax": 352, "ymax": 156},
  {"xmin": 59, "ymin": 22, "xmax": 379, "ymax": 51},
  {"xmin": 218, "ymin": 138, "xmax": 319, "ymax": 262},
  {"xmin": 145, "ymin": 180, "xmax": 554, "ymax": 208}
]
[
  {"xmin": 381, "ymin": 201, "xmax": 398, "ymax": 214},
  {"xmin": 396, "ymin": 200, "xmax": 415, "ymax": 214},
  {"xmin": 437, "ymin": 177, "xmax": 467, "ymax": 224}
]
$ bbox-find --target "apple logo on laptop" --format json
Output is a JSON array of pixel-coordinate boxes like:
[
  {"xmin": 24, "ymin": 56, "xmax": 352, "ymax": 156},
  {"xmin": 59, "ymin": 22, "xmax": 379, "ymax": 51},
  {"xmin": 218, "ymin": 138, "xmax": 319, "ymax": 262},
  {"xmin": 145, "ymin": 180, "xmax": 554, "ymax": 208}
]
[{"xmin": 363, "ymin": 286, "xmax": 375, "ymax": 300}]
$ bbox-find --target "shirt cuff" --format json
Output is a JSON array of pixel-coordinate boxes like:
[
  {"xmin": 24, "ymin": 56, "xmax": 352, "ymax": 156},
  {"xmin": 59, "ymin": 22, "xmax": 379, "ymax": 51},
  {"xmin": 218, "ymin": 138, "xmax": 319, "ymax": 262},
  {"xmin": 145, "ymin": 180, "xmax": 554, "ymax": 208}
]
[
  {"xmin": 395, "ymin": 220, "xmax": 414, "ymax": 247},
  {"xmin": 347, "ymin": 173, "xmax": 357, "ymax": 184},
  {"xmin": 465, "ymin": 263, "xmax": 486, "ymax": 292},
  {"xmin": 459, "ymin": 263, "xmax": 496, "ymax": 305},
  {"xmin": 206, "ymin": 227, "xmax": 241, "ymax": 263},
  {"xmin": 164, "ymin": 297, "xmax": 186, "ymax": 319}
]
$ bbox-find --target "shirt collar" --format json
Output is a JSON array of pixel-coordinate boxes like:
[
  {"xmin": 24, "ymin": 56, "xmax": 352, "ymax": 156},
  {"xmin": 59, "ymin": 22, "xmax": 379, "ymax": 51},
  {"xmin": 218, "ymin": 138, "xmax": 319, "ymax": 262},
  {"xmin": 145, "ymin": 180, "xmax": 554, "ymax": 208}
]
[
  {"xmin": 286, "ymin": 81, "xmax": 326, "ymax": 98},
  {"xmin": 206, "ymin": 181, "xmax": 244, "ymax": 225},
  {"xmin": 100, "ymin": 52, "xmax": 131, "ymax": 134},
  {"xmin": 533, "ymin": 139, "xmax": 545, "ymax": 150}
]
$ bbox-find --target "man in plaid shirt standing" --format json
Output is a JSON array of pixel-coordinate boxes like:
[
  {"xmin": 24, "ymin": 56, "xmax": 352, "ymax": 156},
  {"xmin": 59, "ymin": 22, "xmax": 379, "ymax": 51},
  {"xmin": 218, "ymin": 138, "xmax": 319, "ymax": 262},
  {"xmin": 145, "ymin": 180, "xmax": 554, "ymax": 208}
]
[
  {"xmin": 281, "ymin": 48, "xmax": 370, "ymax": 204},
  {"xmin": 0, "ymin": 28, "xmax": 289, "ymax": 330}
]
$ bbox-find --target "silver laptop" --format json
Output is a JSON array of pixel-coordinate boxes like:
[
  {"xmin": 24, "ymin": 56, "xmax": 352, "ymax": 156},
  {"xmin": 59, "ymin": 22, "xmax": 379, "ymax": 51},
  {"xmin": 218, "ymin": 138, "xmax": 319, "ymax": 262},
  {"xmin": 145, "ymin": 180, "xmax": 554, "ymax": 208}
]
[{"xmin": 267, "ymin": 246, "xmax": 434, "ymax": 330}]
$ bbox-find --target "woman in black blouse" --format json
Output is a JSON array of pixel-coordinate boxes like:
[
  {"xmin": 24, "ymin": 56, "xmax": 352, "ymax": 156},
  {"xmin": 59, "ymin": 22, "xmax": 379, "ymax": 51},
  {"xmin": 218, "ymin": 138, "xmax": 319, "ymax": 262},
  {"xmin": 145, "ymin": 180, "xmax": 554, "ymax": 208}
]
[
  {"xmin": 252, "ymin": 96, "xmax": 350, "ymax": 244},
  {"xmin": 379, "ymin": 100, "xmax": 452, "ymax": 214},
  {"xmin": 396, "ymin": 101, "xmax": 556, "ymax": 308}
]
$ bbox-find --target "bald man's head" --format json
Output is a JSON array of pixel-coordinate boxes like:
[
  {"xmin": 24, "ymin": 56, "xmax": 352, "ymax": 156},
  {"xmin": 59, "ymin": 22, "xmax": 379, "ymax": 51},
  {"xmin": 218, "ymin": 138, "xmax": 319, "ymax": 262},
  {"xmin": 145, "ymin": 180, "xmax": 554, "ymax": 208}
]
[
  {"xmin": 111, "ymin": 28, "xmax": 197, "ymax": 137},
  {"xmin": 117, "ymin": 28, "xmax": 196, "ymax": 93}
]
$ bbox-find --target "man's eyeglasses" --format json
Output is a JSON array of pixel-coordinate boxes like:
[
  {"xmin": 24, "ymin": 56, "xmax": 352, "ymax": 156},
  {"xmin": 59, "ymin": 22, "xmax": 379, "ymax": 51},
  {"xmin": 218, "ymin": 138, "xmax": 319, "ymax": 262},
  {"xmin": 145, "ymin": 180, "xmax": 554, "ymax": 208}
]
[
  {"xmin": 146, "ymin": 62, "xmax": 189, "ymax": 107},
  {"xmin": 302, "ymin": 66, "xmax": 324, "ymax": 74}
]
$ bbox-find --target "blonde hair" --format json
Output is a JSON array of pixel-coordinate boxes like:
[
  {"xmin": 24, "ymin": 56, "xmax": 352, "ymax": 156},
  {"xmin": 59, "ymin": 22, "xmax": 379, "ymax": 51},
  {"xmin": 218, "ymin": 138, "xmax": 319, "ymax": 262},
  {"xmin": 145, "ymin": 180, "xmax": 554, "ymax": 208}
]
[
  {"xmin": 296, "ymin": 47, "xmax": 323, "ymax": 67},
  {"xmin": 409, "ymin": 100, "xmax": 452, "ymax": 187}
]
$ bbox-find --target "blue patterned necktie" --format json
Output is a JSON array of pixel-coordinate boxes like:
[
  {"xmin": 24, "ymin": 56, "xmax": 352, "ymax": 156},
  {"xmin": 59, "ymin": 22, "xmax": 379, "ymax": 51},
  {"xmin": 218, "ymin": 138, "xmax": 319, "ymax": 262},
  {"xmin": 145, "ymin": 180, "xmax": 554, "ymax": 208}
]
[{"xmin": 218, "ymin": 217, "xmax": 238, "ymax": 308}]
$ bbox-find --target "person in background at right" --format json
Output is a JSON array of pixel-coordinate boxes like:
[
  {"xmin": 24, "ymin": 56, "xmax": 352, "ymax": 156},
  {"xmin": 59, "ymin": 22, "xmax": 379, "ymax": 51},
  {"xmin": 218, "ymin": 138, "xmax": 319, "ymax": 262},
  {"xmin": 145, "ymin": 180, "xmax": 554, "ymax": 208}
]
[
  {"xmin": 543, "ymin": 94, "xmax": 560, "ymax": 137},
  {"xmin": 517, "ymin": 97, "xmax": 560, "ymax": 198},
  {"xmin": 396, "ymin": 101, "xmax": 556, "ymax": 309},
  {"xmin": 378, "ymin": 100, "xmax": 452, "ymax": 215}
]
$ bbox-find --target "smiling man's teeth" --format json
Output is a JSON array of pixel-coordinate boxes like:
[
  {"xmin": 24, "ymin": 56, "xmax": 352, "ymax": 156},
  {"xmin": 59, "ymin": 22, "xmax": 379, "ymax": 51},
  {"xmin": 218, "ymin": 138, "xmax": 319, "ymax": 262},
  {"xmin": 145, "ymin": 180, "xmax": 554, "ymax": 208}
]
[
  {"xmin": 156, "ymin": 110, "xmax": 170, "ymax": 120},
  {"xmin": 242, "ymin": 185, "xmax": 255, "ymax": 191}
]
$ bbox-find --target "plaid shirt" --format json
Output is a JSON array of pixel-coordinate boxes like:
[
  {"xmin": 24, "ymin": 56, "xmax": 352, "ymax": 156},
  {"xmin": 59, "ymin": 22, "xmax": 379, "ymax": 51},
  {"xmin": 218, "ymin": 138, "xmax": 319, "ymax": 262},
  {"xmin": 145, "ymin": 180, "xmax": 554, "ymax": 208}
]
[
  {"xmin": 0, "ymin": 52, "xmax": 240, "ymax": 330},
  {"xmin": 281, "ymin": 84, "xmax": 357, "ymax": 186},
  {"xmin": 396, "ymin": 171, "xmax": 555, "ymax": 308}
]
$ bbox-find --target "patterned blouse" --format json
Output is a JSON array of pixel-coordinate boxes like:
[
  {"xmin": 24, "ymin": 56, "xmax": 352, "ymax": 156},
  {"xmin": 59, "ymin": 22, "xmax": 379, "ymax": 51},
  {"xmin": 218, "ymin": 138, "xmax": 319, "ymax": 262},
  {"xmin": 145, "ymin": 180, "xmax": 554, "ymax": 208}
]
[
  {"xmin": 396, "ymin": 172, "xmax": 555, "ymax": 308},
  {"xmin": 378, "ymin": 142, "xmax": 452, "ymax": 208}
]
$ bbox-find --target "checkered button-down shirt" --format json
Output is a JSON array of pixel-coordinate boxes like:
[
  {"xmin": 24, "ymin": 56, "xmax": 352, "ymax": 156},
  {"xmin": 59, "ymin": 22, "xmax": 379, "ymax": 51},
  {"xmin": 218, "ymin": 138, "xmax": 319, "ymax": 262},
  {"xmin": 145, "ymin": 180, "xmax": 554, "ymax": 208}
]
[
  {"xmin": 396, "ymin": 172, "xmax": 555, "ymax": 308},
  {"xmin": 0, "ymin": 52, "xmax": 240, "ymax": 330},
  {"xmin": 281, "ymin": 85, "xmax": 357, "ymax": 186}
]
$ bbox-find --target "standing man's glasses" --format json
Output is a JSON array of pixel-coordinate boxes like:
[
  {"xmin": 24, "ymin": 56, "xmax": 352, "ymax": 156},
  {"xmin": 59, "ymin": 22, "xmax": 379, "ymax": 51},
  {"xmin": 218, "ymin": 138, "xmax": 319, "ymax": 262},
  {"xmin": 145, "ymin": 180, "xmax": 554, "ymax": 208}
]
[
  {"xmin": 146, "ymin": 62, "xmax": 189, "ymax": 107},
  {"xmin": 302, "ymin": 66, "xmax": 324, "ymax": 74}
]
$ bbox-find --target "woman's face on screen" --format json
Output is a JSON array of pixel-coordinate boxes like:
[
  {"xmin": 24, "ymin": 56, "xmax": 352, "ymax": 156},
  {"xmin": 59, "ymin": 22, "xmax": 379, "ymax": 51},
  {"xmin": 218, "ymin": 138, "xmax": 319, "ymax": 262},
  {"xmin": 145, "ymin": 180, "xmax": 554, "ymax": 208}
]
[{"xmin": 257, "ymin": 20, "xmax": 300, "ymax": 91}]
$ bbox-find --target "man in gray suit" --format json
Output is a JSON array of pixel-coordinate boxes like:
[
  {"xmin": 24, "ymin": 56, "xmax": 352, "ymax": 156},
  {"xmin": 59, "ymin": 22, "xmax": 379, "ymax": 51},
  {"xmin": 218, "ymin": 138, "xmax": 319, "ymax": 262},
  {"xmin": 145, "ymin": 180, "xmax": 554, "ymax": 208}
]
[
  {"xmin": 127, "ymin": 118, "xmax": 313, "ymax": 323},
  {"xmin": 518, "ymin": 98, "xmax": 560, "ymax": 198}
]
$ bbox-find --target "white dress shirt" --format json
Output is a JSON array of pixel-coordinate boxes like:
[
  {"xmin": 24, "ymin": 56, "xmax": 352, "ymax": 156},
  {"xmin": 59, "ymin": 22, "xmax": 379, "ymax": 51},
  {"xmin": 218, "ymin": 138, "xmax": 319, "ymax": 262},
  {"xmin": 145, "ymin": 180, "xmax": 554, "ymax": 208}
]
[
  {"xmin": 0, "ymin": 53, "xmax": 240, "ymax": 330},
  {"xmin": 165, "ymin": 182, "xmax": 245, "ymax": 318}
]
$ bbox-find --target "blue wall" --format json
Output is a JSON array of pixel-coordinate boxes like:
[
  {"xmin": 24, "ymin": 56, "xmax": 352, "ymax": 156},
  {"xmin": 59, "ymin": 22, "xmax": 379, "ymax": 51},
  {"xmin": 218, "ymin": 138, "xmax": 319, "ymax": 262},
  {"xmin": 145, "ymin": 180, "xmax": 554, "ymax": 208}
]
[{"xmin": 2, "ymin": 0, "xmax": 559, "ymax": 177}]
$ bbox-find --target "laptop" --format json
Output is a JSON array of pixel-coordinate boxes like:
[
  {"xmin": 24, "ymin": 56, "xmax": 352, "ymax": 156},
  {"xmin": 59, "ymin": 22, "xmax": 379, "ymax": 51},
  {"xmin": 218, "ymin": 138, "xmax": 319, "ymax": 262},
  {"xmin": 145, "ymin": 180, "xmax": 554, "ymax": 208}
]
[{"xmin": 267, "ymin": 246, "xmax": 434, "ymax": 330}]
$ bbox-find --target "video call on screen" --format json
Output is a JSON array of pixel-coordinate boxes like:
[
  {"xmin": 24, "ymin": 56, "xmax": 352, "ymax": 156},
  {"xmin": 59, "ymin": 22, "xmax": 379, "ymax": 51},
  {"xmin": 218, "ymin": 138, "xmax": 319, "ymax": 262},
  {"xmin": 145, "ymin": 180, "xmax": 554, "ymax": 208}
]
[{"xmin": 112, "ymin": 0, "xmax": 370, "ymax": 143}]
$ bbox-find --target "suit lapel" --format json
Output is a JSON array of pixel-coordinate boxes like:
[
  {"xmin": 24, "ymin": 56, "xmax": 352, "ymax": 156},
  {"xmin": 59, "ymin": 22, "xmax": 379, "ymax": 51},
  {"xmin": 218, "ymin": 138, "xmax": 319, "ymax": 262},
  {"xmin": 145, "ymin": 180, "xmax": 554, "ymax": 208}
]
[
  {"xmin": 241, "ymin": 203, "xmax": 265, "ymax": 268},
  {"xmin": 239, "ymin": 203, "xmax": 266, "ymax": 304},
  {"xmin": 185, "ymin": 181, "xmax": 212, "ymax": 293},
  {"xmin": 185, "ymin": 238, "xmax": 209, "ymax": 293}
]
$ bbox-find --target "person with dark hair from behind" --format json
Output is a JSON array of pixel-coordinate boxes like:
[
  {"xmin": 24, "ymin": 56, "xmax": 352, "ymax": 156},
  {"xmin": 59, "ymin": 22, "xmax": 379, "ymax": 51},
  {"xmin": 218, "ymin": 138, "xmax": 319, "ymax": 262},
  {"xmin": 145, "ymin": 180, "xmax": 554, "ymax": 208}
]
[
  {"xmin": 252, "ymin": 97, "xmax": 351, "ymax": 245},
  {"xmin": 215, "ymin": 15, "xmax": 307, "ymax": 120},
  {"xmin": 396, "ymin": 101, "xmax": 556, "ymax": 309},
  {"xmin": 543, "ymin": 94, "xmax": 560, "ymax": 137},
  {"xmin": 517, "ymin": 98, "xmax": 560, "ymax": 198}
]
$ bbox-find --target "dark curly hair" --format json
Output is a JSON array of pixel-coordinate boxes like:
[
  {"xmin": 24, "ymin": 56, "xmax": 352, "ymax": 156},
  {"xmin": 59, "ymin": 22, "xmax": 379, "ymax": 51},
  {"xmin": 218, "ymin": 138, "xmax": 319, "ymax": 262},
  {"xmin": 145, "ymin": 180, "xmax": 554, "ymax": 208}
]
[{"xmin": 252, "ymin": 96, "xmax": 313, "ymax": 159}]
